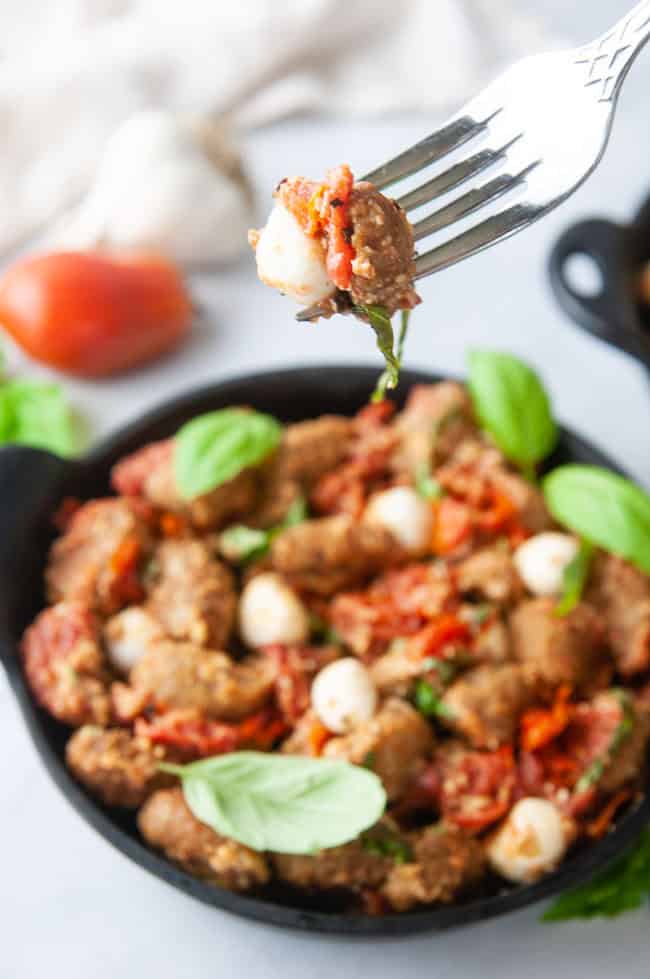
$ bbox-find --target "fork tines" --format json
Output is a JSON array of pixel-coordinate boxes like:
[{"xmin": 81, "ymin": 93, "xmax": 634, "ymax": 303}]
[
  {"xmin": 296, "ymin": 109, "xmax": 541, "ymax": 321},
  {"xmin": 361, "ymin": 112, "xmax": 501, "ymax": 189}
]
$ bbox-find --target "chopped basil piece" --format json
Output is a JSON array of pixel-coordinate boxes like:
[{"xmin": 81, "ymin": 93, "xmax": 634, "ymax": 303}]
[
  {"xmin": 309, "ymin": 613, "xmax": 342, "ymax": 647},
  {"xmin": 283, "ymin": 494, "xmax": 309, "ymax": 526},
  {"xmin": 415, "ymin": 461, "xmax": 444, "ymax": 500},
  {"xmin": 218, "ymin": 525, "xmax": 270, "ymax": 563},
  {"xmin": 575, "ymin": 690, "xmax": 635, "ymax": 794},
  {"xmin": 414, "ymin": 679, "xmax": 454, "ymax": 720},
  {"xmin": 362, "ymin": 831, "xmax": 413, "ymax": 864},
  {"xmin": 470, "ymin": 604, "xmax": 493, "ymax": 626},
  {"xmin": 555, "ymin": 539, "xmax": 594, "ymax": 617},
  {"xmin": 218, "ymin": 494, "xmax": 308, "ymax": 565}
]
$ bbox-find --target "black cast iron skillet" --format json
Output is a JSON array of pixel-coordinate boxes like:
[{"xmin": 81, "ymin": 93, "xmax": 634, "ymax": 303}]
[
  {"xmin": 549, "ymin": 193, "xmax": 650, "ymax": 371},
  {"xmin": 1, "ymin": 365, "xmax": 648, "ymax": 936}
]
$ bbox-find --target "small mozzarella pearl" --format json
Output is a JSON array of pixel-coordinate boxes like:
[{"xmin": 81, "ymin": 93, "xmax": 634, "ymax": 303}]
[
  {"xmin": 311, "ymin": 658, "xmax": 377, "ymax": 734},
  {"xmin": 252, "ymin": 203, "xmax": 333, "ymax": 305},
  {"xmin": 103, "ymin": 607, "xmax": 163, "ymax": 674},
  {"xmin": 487, "ymin": 798, "xmax": 569, "ymax": 883},
  {"xmin": 514, "ymin": 532, "xmax": 579, "ymax": 596},
  {"xmin": 239, "ymin": 572, "xmax": 310, "ymax": 648},
  {"xmin": 364, "ymin": 486, "xmax": 434, "ymax": 555}
]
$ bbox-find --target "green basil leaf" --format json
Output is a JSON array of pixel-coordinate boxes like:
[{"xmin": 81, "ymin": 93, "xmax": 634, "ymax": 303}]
[
  {"xmin": 543, "ymin": 828, "xmax": 650, "ymax": 921},
  {"xmin": 395, "ymin": 309, "xmax": 410, "ymax": 362},
  {"xmin": 414, "ymin": 679, "xmax": 454, "ymax": 719},
  {"xmin": 354, "ymin": 304, "xmax": 400, "ymax": 402},
  {"xmin": 175, "ymin": 409, "xmax": 282, "ymax": 500},
  {"xmin": 467, "ymin": 351, "xmax": 557, "ymax": 471},
  {"xmin": 555, "ymin": 539, "xmax": 594, "ymax": 617},
  {"xmin": 415, "ymin": 461, "xmax": 444, "ymax": 500},
  {"xmin": 543, "ymin": 465, "xmax": 650, "ymax": 575},
  {"xmin": 372, "ymin": 309, "xmax": 411, "ymax": 403},
  {"xmin": 0, "ymin": 380, "xmax": 82, "ymax": 457},
  {"xmin": 160, "ymin": 751, "xmax": 386, "ymax": 854}
]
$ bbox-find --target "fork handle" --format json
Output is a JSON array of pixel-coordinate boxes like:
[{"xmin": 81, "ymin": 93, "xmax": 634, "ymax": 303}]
[{"xmin": 577, "ymin": 0, "xmax": 650, "ymax": 103}]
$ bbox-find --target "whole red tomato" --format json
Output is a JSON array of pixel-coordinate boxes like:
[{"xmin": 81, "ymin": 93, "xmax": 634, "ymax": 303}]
[{"xmin": 0, "ymin": 251, "xmax": 192, "ymax": 377}]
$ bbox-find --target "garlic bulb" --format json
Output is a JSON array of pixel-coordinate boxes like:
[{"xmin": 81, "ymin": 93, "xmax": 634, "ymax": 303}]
[{"xmin": 55, "ymin": 110, "xmax": 252, "ymax": 266}]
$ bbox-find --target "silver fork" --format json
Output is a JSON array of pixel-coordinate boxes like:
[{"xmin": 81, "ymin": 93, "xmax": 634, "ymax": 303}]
[{"xmin": 297, "ymin": 0, "xmax": 650, "ymax": 322}]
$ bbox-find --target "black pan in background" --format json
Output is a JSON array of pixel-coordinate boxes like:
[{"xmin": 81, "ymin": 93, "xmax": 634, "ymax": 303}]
[
  {"xmin": 549, "ymin": 193, "xmax": 650, "ymax": 371},
  {"xmin": 1, "ymin": 365, "xmax": 648, "ymax": 936}
]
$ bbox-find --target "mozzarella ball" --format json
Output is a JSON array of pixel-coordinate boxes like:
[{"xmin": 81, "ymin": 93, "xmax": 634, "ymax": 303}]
[
  {"xmin": 513, "ymin": 532, "xmax": 579, "ymax": 596},
  {"xmin": 239, "ymin": 572, "xmax": 310, "ymax": 648},
  {"xmin": 311, "ymin": 658, "xmax": 377, "ymax": 734},
  {"xmin": 250, "ymin": 203, "xmax": 333, "ymax": 305},
  {"xmin": 364, "ymin": 486, "xmax": 434, "ymax": 555},
  {"xmin": 487, "ymin": 798, "xmax": 569, "ymax": 883},
  {"xmin": 103, "ymin": 607, "xmax": 163, "ymax": 674}
]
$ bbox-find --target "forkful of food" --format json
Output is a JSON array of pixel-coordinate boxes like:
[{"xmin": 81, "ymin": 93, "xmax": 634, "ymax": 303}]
[{"xmin": 249, "ymin": 0, "xmax": 650, "ymax": 351}]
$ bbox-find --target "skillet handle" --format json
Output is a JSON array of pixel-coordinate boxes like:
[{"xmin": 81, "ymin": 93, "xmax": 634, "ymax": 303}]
[
  {"xmin": 548, "ymin": 218, "xmax": 650, "ymax": 370},
  {"xmin": 0, "ymin": 445, "xmax": 71, "ymax": 672}
]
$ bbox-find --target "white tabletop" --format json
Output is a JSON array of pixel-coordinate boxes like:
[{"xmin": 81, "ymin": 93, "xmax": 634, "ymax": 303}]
[{"xmin": 3, "ymin": 3, "xmax": 650, "ymax": 976}]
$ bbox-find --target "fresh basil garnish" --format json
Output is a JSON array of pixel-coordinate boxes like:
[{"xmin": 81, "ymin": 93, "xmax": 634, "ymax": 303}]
[
  {"xmin": 218, "ymin": 493, "xmax": 308, "ymax": 564},
  {"xmin": 414, "ymin": 679, "xmax": 454, "ymax": 719},
  {"xmin": 467, "ymin": 351, "xmax": 557, "ymax": 479},
  {"xmin": 354, "ymin": 305, "xmax": 410, "ymax": 402},
  {"xmin": 174, "ymin": 409, "xmax": 282, "ymax": 500},
  {"xmin": 543, "ymin": 827, "xmax": 650, "ymax": 921},
  {"xmin": 159, "ymin": 751, "xmax": 386, "ymax": 854},
  {"xmin": 0, "ymin": 379, "xmax": 82, "ymax": 457},
  {"xmin": 361, "ymin": 830, "xmax": 413, "ymax": 864},
  {"xmin": 555, "ymin": 538, "xmax": 594, "ymax": 617},
  {"xmin": 415, "ymin": 461, "xmax": 444, "ymax": 500},
  {"xmin": 543, "ymin": 465, "xmax": 650, "ymax": 575}
]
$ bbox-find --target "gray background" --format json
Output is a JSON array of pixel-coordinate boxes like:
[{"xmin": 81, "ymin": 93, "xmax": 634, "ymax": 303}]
[{"xmin": 2, "ymin": 2, "xmax": 649, "ymax": 976}]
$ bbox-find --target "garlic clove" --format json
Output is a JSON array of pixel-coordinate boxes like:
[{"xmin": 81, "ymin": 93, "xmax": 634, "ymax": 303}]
[{"xmin": 55, "ymin": 109, "xmax": 252, "ymax": 266}]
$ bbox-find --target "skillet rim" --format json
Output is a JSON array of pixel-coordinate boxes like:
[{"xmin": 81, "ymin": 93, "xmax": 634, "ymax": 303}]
[{"xmin": 2, "ymin": 363, "xmax": 648, "ymax": 936}]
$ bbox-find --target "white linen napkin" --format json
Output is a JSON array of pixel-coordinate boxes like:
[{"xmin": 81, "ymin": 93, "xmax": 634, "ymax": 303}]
[{"xmin": 0, "ymin": 0, "xmax": 559, "ymax": 256}]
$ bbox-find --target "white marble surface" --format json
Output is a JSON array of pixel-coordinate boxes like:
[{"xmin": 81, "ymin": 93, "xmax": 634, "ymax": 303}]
[{"xmin": 2, "ymin": 3, "xmax": 650, "ymax": 977}]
